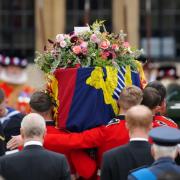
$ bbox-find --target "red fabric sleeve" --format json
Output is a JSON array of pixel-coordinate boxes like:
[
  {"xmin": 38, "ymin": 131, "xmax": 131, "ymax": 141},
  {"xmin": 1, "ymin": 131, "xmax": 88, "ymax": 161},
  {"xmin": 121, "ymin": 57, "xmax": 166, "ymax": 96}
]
[{"xmin": 44, "ymin": 126, "xmax": 105, "ymax": 151}]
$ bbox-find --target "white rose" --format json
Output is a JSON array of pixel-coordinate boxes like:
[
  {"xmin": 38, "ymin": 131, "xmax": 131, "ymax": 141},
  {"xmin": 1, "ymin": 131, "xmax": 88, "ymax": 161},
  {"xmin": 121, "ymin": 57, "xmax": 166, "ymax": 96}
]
[{"xmin": 60, "ymin": 40, "xmax": 67, "ymax": 48}]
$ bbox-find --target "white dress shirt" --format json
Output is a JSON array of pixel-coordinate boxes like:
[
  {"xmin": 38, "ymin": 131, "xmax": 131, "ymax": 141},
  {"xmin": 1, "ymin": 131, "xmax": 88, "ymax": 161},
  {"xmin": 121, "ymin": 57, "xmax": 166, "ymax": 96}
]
[
  {"xmin": 24, "ymin": 141, "xmax": 43, "ymax": 147},
  {"xmin": 130, "ymin": 138, "xmax": 148, "ymax": 142}
]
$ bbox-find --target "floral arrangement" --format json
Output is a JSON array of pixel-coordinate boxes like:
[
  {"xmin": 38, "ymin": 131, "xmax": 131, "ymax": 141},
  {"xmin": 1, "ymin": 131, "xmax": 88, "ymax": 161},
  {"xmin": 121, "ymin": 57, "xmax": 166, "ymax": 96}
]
[{"xmin": 35, "ymin": 20, "xmax": 143, "ymax": 73}]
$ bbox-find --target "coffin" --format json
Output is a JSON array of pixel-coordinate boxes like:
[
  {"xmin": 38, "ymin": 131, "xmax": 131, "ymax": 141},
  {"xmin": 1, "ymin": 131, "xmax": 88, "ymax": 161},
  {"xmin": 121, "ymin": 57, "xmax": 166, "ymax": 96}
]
[{"xmin": 48, "ymin": 63, "xmax": 146, "ymax": 132}]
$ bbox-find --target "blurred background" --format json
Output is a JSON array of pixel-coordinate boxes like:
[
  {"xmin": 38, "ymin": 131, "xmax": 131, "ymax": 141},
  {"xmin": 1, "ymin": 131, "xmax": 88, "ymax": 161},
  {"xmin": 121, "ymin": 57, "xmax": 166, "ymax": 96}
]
[
  {"xmin": 1, "ymin": 0, "xmax": 180, "ymax": 62},
  {"xmin": 0, "ymin": 0, "xmax": 180, "ymax": 119}
]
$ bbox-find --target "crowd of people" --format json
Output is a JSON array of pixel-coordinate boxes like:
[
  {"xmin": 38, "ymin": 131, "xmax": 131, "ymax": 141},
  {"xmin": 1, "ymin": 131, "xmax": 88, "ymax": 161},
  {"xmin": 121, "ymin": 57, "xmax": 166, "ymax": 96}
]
[{"xmin": 0, "ymin": 75, "xmax": 178, "ymax": 180}]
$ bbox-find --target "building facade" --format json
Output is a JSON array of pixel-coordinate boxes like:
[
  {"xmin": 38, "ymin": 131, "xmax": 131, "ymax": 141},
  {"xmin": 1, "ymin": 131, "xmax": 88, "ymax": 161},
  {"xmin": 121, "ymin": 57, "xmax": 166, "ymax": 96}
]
[{"xmin": 0, "ymin": 0, "xmax": 179, "ymax": 62}]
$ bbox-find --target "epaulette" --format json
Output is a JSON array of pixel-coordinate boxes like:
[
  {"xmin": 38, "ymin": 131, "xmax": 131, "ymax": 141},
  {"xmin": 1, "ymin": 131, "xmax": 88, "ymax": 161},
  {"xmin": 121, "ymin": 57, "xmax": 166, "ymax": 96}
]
[
  {"xmin": 154, "ymin": 115, "xmax": 177, "ymax": 127},
  {"xmin": 106, "ymin": 118, "xmax": 120, "ymax": 127},
  {"xmin": 162, "ymin": 116, "xmax": 176, "ymax": 123},
  {"xmin": 130, "ymin": 166, "xmax": 156, "ymax": 180}
]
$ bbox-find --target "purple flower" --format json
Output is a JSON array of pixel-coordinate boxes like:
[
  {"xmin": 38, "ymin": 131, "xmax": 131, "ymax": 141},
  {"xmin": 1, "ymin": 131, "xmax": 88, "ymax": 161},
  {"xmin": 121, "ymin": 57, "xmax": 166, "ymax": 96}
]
[{"xmin": 90, "ymin": 34, "xmax": 100, "ymax": 43}]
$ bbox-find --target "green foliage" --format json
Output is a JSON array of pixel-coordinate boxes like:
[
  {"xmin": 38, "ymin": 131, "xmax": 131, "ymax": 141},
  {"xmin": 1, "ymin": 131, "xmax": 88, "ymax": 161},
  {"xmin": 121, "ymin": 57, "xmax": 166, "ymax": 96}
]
[{"xmin": 35, "ymin": 20, "xmax": 143, "ymax": 74}]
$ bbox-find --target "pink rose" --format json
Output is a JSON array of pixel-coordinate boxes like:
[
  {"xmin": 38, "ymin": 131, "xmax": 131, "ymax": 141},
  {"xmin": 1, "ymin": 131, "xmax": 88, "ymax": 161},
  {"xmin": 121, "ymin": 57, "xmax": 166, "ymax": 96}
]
[
  {"xmin": 104, "ymin": 51, "xmax": 110, "ymax": 57},
  {"xmin": 90, "ymin": 34, "xmax": 100, "ymax": 43},
  {"xmin": 56, "ymin": 34, "xmax": 64, "ymax": 42},
  {"xmin": 72, "ymin": 46, "xmax": 82, "ymax": 54},
  {"xmin": 60, "ymin": 40, "xmax": 67, "ymax": 48},
  {"xmin": 111, "ymin": 44, "xmax": 119, "ymax": 51},
  {"xmin": 100, "ymin": 51, "xmax": 109, "ymax": 60},
  {"xmin": 123, "ymin": 41, "xmax": 130, "ymax": 48},
  {"xmin": 82, "ymin": 47, "xmax": 88, "ymax": 55},
  {"xmin": 80, "ymin": 42, "xmax": 88, "ymax": 48},
  {"xmin": 100, "ymin": 40, "xmax": 110, "ymax": 50}
]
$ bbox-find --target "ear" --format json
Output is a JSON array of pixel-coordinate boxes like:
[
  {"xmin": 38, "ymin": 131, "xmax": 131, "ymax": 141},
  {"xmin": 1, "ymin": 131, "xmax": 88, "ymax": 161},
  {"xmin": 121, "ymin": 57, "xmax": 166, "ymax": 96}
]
[
  {"xmin": 20, "ymin": 128, "xmax": 24, "ymax": 139},
  {"xmin": 151, "ymin": 147, "xmax": 154, "ymax": 156},
  {"xmin": 160, "ymin": 100, "xmax": 167, "ymax": 115},
  {"xmin": 174, "ymin": 147, "xmax": 179, "ymax": 159},
  {"xmin": 43, "ymin": 128, "xmax": 47, "ymax": 139},
  {"xmin": 125, "ymin": 122, "xmax": 129, "ymax": 130},
  {"xmin": 154, "ymin": 105, "xmax": 161, "ymax": 114},
  {"xmin": 151, "ymin": 145, "xmax": 155, "ymax": 159},
  {"xmin": 147, "ymin": 123, "xmax": 152, "ymax": 131}
]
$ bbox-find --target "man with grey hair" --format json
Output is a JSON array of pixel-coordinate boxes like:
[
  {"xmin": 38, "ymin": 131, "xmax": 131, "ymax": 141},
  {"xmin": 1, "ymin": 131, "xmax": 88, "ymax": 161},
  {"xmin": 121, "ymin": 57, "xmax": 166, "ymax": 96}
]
[
  {"xmin": 128, "ymin": 127, "xmax": 180, "ymax": 179},
  {"xmin": 0, "ymin": 113, "xmax": 71, "ymax": 180}
]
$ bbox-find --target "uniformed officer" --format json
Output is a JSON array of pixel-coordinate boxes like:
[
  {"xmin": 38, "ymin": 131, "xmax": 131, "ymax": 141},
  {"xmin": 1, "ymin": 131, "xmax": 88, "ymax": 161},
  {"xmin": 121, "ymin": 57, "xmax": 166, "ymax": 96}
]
[
  {"xmin": 128, "ymin": 127, "xmax": 180, "ymax": 180},
  {"xmin": 0, "ymin": 55, "xmax": 34, "ymax": 114},
  {"xmin": 141, "ymin": 86, "xmax": 177, "ymax": 128}
]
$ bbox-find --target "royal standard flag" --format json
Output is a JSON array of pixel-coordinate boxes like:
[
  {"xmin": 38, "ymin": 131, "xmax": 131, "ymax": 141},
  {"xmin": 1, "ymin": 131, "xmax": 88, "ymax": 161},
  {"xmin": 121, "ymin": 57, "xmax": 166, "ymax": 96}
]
[{"xmin": 49, "ymin": 64, "xmax": 146, "ymax": 132}]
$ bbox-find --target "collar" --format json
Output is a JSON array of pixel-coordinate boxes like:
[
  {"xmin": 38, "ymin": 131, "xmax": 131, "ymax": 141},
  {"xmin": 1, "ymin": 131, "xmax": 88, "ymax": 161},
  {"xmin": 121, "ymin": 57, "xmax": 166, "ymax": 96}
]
[
  {"xmin": 153, "ymin": 157, "xmax": 175, "ymax": 165},
  {"xmin": 24, "ymin": 141, "xmax": 43, "ymax": 147},
  {"xmin": 130, "ymin": 138, "xmax": 148, "ymax": 142},
  {"xmin": 116, "ymin": 115, "xmax": 125, "ymax": 120},
  {"xmin": 0, "ymin": 108, "xmax": 20, "ymax": 124},
  {"xmin": 0, "ymin": 69, "xmax": 27, "ymax": 84}
]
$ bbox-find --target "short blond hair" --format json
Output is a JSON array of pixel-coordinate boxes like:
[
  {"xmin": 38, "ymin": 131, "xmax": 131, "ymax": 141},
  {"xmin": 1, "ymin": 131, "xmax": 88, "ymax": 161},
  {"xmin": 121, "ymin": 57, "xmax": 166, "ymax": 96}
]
[
  {"xmin": 118, "ymin": 86, "xmax": 143, "ymax": 111},
  {"xmin": 126, "ymin": 105, "xmax": 152, "ymax": 131}
]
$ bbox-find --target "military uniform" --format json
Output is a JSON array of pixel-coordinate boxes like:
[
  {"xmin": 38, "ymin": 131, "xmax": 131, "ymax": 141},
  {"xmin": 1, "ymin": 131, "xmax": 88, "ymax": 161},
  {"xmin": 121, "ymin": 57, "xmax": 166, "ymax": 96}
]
[
  {"xmin": 44, "ymin": 124, "xmax": 105, "ymax": 179},
  {"xmin": 128, "ymin": 157, "xmax": 180, "ymax": 180},
  {"xmin": 43, "ymin": 115, "xmax": 177, "ymax": 179},
  {"xmin": 97, "ymin": 115, "xmax": 129, "ymax": 165},
  {"xmin": 128, "ymin": 127, "xmax": 180, "ymax": 180},
  {"xmin": 0, "ymin": 82, "xmax": 34, "ymax": 114},
  {"xmin": 153, "ymin": 115, "xmax": 177, "ymax": 128},
  {"xmin": 0, "ymin": 123, "xmax": 5, "ymax": 156},
  {"xmin": 0, "ymin": 107, "xmax": 24, "ymax": 144},
  {"xmin": 0, "ymin": 56, "xmax": 34, "ymax": 114},
  {"xmin": 31, "ymin": 120, "xmax": 98, "ymax": 179}
]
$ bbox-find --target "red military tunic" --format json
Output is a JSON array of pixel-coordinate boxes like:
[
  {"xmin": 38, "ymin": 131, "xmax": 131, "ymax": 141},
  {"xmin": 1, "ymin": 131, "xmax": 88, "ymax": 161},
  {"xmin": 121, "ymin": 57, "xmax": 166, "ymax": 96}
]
[
  {"xmin": 0, "ymin": 82, "xmax": 34, "ymax": 114},
  {"xmin": 44, "ymin": 123, "xmax": 105, "ymax": 179},
  {"xmin": 45, "ymin": 116, "xmax": 129, "ymax": 179},
  {"xmin": 153, "ymin": 115, "xmax": 178, "ymax": 128},
  {"xmin": 44, "ymin": 114, "xmax": 178, "ymax": 179},
  {"xmin": 97, "ymin": 115, "xmax": 129, "ymax": 165},
  {"xmin": 44, "ymin": 121, "xmax": 76, "ymax": 175}
]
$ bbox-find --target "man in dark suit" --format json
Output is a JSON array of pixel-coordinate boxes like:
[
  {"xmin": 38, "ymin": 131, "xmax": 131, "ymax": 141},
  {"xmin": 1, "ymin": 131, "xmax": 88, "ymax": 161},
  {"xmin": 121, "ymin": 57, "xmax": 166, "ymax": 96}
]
[
  {"xmin": 128, "ymin": 127, "xmax": 180, "ymax": 179},
  {"xmin": 0, "ymin": 113, "xmax": 71, "ymax": 180},
  {"xmin": 0, "ymin": 88, "xmax": 24, "ymax": 144},
  {"xmin": 101, "ymin": 105, "xmax": 154, "ymax": 180},
  {"xmin": 0, "ymin": 123, "xmax": 5, "ymax": 156}
]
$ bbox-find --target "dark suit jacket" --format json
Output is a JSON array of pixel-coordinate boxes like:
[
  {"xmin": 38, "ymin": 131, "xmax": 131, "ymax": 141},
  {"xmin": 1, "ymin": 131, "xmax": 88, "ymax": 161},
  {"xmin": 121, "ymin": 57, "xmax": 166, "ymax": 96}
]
[
  {"xmin": 0, "ymin": 145, "xmax": 70, "ymax": 180},
  {"xmin": 101, "ymin": 141, "xmax": 154, "ymax": 180},
  {"xmin": 0, "ymin": 123, "xmax": 5, "ymax": 156},
  {"xmin": 1, "ymin": 107, "xmax": 24, "ymax": 143}
]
